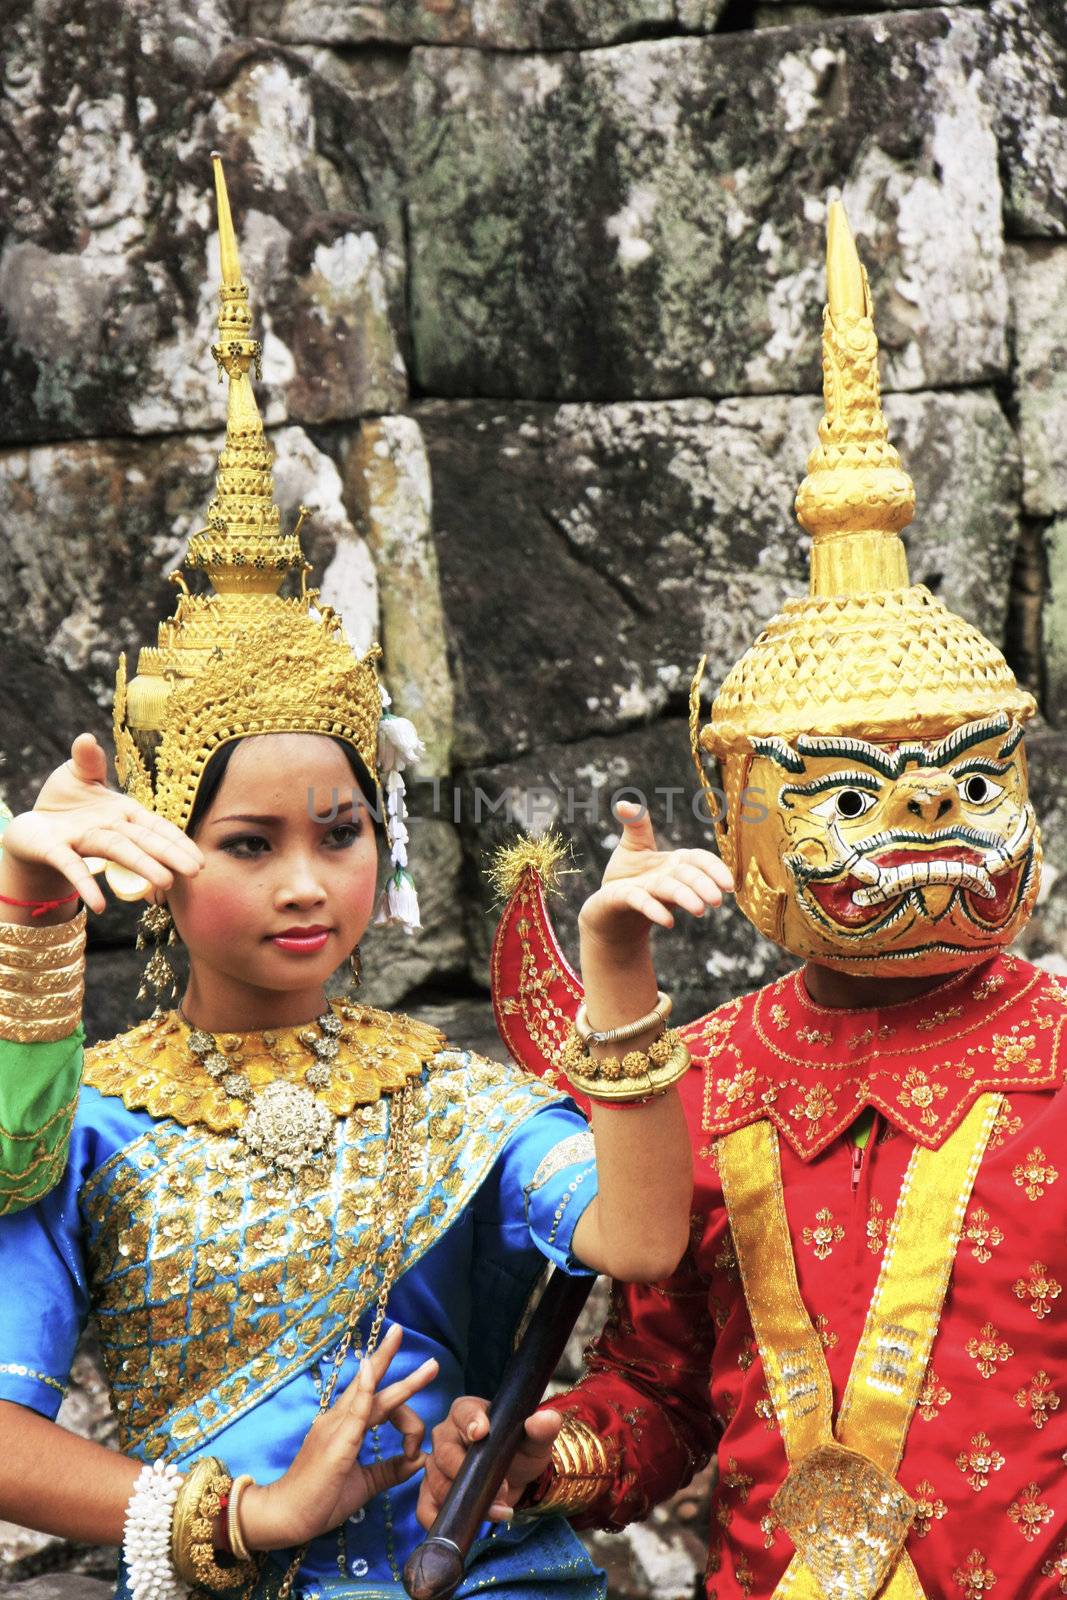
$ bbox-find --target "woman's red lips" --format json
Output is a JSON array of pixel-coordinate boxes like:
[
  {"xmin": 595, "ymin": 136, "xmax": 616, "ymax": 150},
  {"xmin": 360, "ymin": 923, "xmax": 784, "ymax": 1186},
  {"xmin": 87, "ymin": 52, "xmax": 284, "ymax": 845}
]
[{"xmin": 269, "ymin": 926, "xmax": 331, "ymax": 953}]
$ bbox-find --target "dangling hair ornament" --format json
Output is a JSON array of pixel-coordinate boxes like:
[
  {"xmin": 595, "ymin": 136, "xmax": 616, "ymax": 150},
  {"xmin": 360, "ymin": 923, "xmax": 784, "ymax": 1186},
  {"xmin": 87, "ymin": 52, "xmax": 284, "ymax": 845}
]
[{"xmin": 374, "ymin": 687, "xmax": 424, "ymax": 935}]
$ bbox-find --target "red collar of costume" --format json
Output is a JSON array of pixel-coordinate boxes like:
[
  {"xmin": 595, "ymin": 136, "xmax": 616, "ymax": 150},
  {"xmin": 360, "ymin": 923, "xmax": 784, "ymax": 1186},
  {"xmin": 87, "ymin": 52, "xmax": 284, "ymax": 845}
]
[{"xmin": 684, "ymin": 953, "xmax": 1067, "ymax": 1161}]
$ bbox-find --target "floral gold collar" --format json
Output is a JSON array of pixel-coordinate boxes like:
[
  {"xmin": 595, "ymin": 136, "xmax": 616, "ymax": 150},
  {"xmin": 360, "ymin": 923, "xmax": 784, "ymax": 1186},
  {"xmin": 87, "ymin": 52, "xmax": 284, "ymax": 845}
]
[
  {"xmin": 84, "ymin": 1002, "xmax": 446, "ymax": 1136},
  {"xmin": 689, "ymin": 952, "xmax": 1067, "ymax": 1161}
]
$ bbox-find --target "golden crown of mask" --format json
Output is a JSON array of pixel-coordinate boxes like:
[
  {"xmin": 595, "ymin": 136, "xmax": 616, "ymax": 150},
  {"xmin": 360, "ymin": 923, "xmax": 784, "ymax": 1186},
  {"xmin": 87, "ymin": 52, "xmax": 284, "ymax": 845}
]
[
  {"xmin": 114, "ymin": 157, "xmax": 383, "ymax": 832},
  {"xmin": 697, "ymin": 201, "xmax": 1035, "ymax": 767}
]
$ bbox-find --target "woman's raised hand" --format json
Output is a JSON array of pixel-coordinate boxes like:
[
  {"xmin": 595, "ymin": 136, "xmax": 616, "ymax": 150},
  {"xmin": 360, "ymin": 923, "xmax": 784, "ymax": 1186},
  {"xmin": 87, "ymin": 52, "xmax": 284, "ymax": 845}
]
[
  {"xmin": 0, "ymin": 733, "xmax": 203, "ymax": 915},
  {"xmin": 578, "ymin": 800, "xmax": 734, "ymax": 954},
  {"xmin": 240, "ymin": 1324, "xmax": 439, "ymax": 1551}
]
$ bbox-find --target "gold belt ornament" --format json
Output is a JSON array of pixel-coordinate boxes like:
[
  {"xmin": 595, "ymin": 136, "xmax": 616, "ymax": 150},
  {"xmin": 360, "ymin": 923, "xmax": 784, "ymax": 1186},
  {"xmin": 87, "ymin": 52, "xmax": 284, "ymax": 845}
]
[{"xmin": 718, "ymin": 1094, "xmax": 1001, "ymax": 1600}]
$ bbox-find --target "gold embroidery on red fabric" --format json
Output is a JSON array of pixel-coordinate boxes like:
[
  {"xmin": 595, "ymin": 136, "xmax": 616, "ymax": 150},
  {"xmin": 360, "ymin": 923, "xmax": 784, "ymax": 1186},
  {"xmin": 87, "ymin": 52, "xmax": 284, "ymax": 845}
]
[
  {"xmin": 769, "ymin": 1003, "xmax": 789, "ymax": 1031},
  {"xmin": 713, "ymin": 1067, "xmax": 758, "ymax": 1118},
  {"xmin": 790, "ymin": 1083, "xmax": 838, "ymax": 1130},
  {"xmin": 721, "ymin": 1458, "xmax": 754, "ymax": 1502},
  {"xmin": 737, "ymin": 1336, "xmax": 757, "ymax": 1372},
  {"xmin": 988, "ymin": 1100, "xmax": 1022, "ymax": 1151},
  {"xmin": 760, "ymin": 1512, "xmax": 779, "ymax": 1549},
  {"xmin": 964, "ymin": 1206, "xmax": 1004, "ymax": 1263},
  {"xmin": 714, "ymin": 1233, "xmax": 740, "ymax": 1281},
  {"xmin": 956, "ymin": 1431, "xmax": 1005, "ymax": 1491},
  {"xmin": 974, "ymin": 974, "xmax": 1005, "ymax": 1002},
  {"xmin": 801, "ymin": 1206, "xmax": 845, "ymax": 1261},
  {"xmin": 1007, "ymin": 1481, "xmax": 1054, "ymax": 1542},
  {"xmin": 1042, "ymin": 1534, "xmax": 1067, "ymax": 1593},
  {"xmin": 896, "ymin": 1067, "xmax": 949, "ymax": 1125},
  {"xmin": 915, "ymin": 1004, "xmax": 965, "ymax": 1032},
  {"xmin": 735, "ymin": 1552, "xmax": 754, "ymax": 1597},
  {"xmin": 991, "ymin": 1032, "xmax": 1041, "ymax": 1074},
  {"xmin": 917, "ymin": 1370, "xmax": 951, "ymax": 1421},
  {"xmin": 1012, "ymin": 1146, "xmax": 1058, "ymax": 1200},
  {"xmin": 966, "ymin": 1322, "xmax": 1013, "ymax": 1379},
  {"xmin": 911, "ymin": 1479, "xmax": 947, "ymax": 1538},
  {"xmin": 1012, "ymin": 1260, "xmax": 1062, "ymax": 1320},
  {"xmin": 1014, "ymin": 1369, "xmax": 1060, "ymax": 1430},
  {"xmin": 952, "ymin": 1548, "xmax": 998, "ymax": 1597},
  {"xmin": 796, "ymin": 1025, "xmax": 833, "ymax": 1047},
  {"xmin": 754, "ymin": 1390, "xmax": 777, "ymax": 1431},
  {"xmin": 814, "ymin": 1313, "xmax": 838, "ymax": 1350},
  {"xmin": 866, "ymin": 1197, "xmax": 886, "ymax": 1254}
]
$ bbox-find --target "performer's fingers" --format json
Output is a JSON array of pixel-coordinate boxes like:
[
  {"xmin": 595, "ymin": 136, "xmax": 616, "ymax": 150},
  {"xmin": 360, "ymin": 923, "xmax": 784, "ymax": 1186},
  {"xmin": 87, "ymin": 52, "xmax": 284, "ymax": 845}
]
[
  {"xmin": 524, "ymin": 1407, "xmax": 564, "ymax": 1446},
  {"xmin": 678, "ymin": 848, "xmax": 734, "ymax": 891},
  {"xmin": 670, "ymin": 861, "xmax": 725, "ymax": 910},
  {"xmin": 362, "ymin": 1451, "xmax": 427, "ymax": 1499},
  {"xmin": 651, "ymin": 873, "xmax": 707, "ymax": 918},
  {"xmin": 374, "ymin": 1399, "xmax": 428, "ymax": 1461},
  {"xmin": 615, "ymin": 799, "xmax": 657, "ymax": 854},
  {"xmin": 124, "ymin": 812, "xmax": 204, "ymax": 874},
  {"xmin": 78, "ymin": 825, "xmax": 174, "ymax": 891},
  {"xmin": 69, "ymin": 733, "xmax": 108, "ymax": 787},
  {"xmin": 369, "ymin": 1358, "xmax": 438, "ymax": 1429},
  {"xmin": 620, "ymin": 884, "xmax": 674, "ymax": 929},
  {"xmin": 449, "ymin": 1394, "xmax": 492, "ymax": 1444},
  {"xmin": 362, "ymin": 1321, "xmax": 404, "ymax": 1387},
  {"xmin": 40, "ymin": 842, "xmax": 104, "ymax": 914}
]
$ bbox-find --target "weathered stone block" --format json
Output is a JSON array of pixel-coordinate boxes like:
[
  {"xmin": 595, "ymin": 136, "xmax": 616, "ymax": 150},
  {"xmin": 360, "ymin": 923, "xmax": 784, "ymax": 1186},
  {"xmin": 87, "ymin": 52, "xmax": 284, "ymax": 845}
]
[
  {"xmin": 342, "ymin": 417, "xmax": 455, "ymax": 777},
  {"xmin": 1044, "ymin": 520, "xmax": 1067, "ymax": 732},
  {"xmin": 0, "ymin": 426, "xmax": 378, "ymax": 716},
  {"xmin": 251, "ymin": 0, "xmax": 727, "ymax": 48},
  {"xmin": 1015, "ymin": 726, "xmax": 1067, "ymax": 977},
  {"xmin": 407, "ymin": 12, "xmax": 1007, "ymax": 399},
  {"xmin": 1008, "ymin": 243, "xmax": 1067, "ymax": 516},
  {"xmin": 421, "ymin": 391, "xmax": 1019, "ymax": 766},
  {"xmin": 0, "ymin": 4, "xmax": 404, "ymax": 444},
  {"xmin": 981, "ymin": 0, "xmax": 1067, "ymax": 238}
]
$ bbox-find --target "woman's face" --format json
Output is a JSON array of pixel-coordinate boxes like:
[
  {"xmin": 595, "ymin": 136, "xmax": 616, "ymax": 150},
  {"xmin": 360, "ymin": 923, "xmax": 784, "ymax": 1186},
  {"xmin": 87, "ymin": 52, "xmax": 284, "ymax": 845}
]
[{"xmin": 167, "ymin": 733, "xmax": 378, "ymax": 1000}]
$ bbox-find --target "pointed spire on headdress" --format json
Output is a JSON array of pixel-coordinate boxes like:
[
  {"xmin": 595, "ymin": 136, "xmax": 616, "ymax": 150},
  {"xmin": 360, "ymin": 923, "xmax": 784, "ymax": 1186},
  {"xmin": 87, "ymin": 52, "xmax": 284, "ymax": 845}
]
[
  {"xmin": 183, "ymin": 154, "xmax": 302, "ymax": 596},
  {"xmin": 794, "ymin": 199, "xmax": 915, "ymax": 598}
]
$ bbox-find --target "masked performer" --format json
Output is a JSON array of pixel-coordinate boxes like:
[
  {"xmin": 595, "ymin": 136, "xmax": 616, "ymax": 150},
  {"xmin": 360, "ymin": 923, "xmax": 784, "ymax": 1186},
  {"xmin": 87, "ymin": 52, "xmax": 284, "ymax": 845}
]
[
  {"xmin": 0, "ymin": 158, "xmax": 723, "ymax": 1600},
  {"xmin": 425, "ymin": 204, "xmax": 1067, "ymax": 1599}
]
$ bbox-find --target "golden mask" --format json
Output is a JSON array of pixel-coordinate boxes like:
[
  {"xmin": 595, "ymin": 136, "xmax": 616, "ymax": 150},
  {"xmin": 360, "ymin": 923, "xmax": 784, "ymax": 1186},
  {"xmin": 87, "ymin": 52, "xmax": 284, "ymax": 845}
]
[{"xmin": 695, "ymin": 204, "xmax": 1039, "ymax": 976}]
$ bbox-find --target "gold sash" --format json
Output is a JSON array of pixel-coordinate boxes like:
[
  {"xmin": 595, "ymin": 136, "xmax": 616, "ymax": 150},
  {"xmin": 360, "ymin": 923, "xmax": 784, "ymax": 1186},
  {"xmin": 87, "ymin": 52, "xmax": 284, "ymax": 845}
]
[{"xmin": 718, "ymin": 1093, "xmax": 1001, "ymax": 1600}]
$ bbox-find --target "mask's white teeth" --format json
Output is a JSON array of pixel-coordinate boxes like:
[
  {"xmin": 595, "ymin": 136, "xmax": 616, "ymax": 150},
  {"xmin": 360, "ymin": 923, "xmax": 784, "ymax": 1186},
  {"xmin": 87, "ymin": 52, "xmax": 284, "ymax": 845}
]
[
  {"xmin": 982, "ymin": 806, "xmax": 1034, "ymax": 871},
  {"xmin": 851, "ymin": 859, "xmax": 996, "ymax": 906},
  {"xmin": 848, "ymin": 858, "xmax": 882, "ymax": 885}
]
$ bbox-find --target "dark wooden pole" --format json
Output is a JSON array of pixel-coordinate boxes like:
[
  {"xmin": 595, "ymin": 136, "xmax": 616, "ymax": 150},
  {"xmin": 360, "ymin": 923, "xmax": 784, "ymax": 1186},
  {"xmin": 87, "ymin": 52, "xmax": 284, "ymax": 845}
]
[{"xmin": 403, "ymin": 1268, "xmax": 596, "ymax": 1600}]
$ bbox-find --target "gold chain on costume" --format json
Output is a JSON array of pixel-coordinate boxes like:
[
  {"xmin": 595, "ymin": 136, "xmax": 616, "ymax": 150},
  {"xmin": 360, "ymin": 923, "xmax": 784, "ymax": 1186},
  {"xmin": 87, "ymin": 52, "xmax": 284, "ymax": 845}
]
[
  {"xmin": 266, "ymin": 1081, "xmax": 415, "ymax": 1600},
  {"xmin": 717, "ymin": 1093, "xmax": 1001, "ymax": 1600}
]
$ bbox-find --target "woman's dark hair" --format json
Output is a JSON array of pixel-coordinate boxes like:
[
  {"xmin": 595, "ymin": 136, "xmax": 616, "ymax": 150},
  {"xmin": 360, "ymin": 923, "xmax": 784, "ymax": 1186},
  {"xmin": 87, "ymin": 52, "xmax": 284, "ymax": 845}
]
[{"xmin": 187, "ymin": 736, "xmax": 380, "ymax": 839}]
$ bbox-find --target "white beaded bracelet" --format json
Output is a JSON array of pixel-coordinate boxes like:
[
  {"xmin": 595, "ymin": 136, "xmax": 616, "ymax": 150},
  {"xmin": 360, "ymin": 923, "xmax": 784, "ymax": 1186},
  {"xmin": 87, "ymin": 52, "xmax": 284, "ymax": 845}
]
[{"xmin": 122, "ymin": 1459, "xmax": 187, "ymax": 1600}]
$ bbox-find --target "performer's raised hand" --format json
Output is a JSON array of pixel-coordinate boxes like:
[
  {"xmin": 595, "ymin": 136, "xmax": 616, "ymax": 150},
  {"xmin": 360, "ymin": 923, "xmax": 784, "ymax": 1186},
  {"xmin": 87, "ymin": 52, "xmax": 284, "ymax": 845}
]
[
  {"xmin": 241, "ymin": 1324, "xmax": 439, "ymax": 1549},
  {"xmin": 0, "ymin": 732, "xmax": 203, "ymax": 916},
  {"xmin": 579, "ymin": 799, "xmax": 734, "ymax": 946},
  {"xmin": 416, "ymin": 1396, "xmax": 562, "ymax": 1529}
]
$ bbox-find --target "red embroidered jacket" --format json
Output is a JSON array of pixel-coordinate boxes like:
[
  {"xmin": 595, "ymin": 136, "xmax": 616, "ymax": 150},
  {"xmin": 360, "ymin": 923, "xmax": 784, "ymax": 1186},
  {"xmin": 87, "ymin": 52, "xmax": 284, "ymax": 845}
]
[
  {"xmin": 490, "ymin": 879, "xmax": 1067, "ymax": 1598},
  {"xmin": 549, "ymin": 956, "xmax": 1067, "ymax": 1597}
]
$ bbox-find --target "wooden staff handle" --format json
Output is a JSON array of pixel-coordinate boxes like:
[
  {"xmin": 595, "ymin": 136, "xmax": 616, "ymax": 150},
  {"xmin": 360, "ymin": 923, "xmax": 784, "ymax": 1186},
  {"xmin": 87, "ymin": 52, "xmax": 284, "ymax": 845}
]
[{"xmin": 403, "ymin": 1268, "xmax": 596, "ymax": 1600}]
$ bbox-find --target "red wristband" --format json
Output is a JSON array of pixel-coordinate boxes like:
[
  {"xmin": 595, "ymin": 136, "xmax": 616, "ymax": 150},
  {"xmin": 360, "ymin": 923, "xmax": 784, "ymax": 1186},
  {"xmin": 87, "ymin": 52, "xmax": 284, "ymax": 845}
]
[{"xmin": 0, "ymin": 890, "xmax": 80, "ymax": 918}]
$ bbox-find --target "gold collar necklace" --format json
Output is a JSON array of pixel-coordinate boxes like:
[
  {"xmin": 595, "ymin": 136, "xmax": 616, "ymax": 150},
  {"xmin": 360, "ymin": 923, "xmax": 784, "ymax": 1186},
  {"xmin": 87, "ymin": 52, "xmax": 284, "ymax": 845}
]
[{"xmin": 181, "ymin": 1006, "xmax": 342, "ymax": 1178}]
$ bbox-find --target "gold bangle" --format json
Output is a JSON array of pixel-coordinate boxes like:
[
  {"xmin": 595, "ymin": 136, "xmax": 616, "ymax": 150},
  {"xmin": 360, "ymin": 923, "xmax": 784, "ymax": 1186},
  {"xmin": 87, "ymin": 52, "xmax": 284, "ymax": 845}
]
[
  {"xmin": 575, "ymin": 990, "xmax": 672, "ymax": 1048},
  {"xmin": 228, "ymin": 1474, "xmax": 254, "ymax": 1564},
  {"xmin": 525, "ymin": 1416, "xmax": 615, "ymax": 1517},
  {"xmin": 0, "ymin": 910, "xmax": 86, "ymax": 957},
  {"xmin": 171, "ymin": 1456, "xmax": 253, "ymax": 1590},
  {"xmin": 560, "ymin": 1027, "xmax": 690, "ymax": 1103}
]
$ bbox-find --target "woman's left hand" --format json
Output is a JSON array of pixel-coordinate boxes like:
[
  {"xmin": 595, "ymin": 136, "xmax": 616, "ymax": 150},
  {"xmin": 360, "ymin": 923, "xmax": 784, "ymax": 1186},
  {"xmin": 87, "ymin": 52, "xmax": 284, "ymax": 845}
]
[
  {"xmin": 239, "ymin": 1324, "xmax": 438, "ymax": 1550},
  {"xmin": 578, "ymin": 800, "xmax": 734, "ymax": 959}
]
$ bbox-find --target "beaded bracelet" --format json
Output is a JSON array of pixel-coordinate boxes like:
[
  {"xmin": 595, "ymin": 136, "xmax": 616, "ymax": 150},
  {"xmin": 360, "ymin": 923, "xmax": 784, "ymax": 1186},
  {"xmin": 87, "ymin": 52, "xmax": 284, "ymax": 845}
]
[
  {"xmin": 560, "ymin": 1026, "xmax": 691, "ymax": 1104},
  {"xmin": 122, "ymin": 1459, "xmax": 186, "ymax": 1600}
]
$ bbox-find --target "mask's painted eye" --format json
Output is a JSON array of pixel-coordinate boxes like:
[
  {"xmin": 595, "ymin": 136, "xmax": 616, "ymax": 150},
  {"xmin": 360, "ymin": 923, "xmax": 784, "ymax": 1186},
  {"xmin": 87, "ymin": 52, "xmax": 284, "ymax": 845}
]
[
  {"xmin": 811, "ymin": 787, "xmax": 879, "ymax": 822},
  {"xmin": 958, "ymin": 773, "xmax": 1004, "ymax": 806}
]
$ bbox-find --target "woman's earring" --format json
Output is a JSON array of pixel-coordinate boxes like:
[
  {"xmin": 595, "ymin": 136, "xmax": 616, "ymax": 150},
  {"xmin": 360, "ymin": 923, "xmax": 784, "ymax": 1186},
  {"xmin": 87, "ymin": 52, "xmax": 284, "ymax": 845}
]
[
  {"xmin": 348, "ymin": 945, "xmax": 363, "ymax": 997},
  {"xmin": 136, "ymin": 903, "xmax": 178, "ymax": 1010}
]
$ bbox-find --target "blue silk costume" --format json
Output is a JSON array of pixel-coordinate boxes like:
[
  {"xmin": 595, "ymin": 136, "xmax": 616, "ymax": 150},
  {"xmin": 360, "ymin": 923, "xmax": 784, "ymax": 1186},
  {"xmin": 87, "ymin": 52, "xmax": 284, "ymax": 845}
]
[{"xmin": 0, "ymin": 1031, "xmax": 604, "ymax": 1600}]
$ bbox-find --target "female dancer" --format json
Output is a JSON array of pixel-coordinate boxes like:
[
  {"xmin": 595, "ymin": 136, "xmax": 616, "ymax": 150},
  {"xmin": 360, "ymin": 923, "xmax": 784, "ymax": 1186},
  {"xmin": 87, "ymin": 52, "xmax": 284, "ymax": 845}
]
[{"xmin": 0, "ymin": 158, "xmax": 731, "ymax": 1600}]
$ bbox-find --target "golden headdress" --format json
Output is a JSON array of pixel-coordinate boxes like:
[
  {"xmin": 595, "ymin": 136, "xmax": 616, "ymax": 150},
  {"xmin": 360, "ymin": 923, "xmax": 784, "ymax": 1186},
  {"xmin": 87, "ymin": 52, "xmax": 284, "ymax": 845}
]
[
  {"xmin": 112, "ymin": 157, "xmax": 422, "ymax": 927},
  {"xmin": 699, "ymin": 201, "xmax": 1035, "ymax": 762}
]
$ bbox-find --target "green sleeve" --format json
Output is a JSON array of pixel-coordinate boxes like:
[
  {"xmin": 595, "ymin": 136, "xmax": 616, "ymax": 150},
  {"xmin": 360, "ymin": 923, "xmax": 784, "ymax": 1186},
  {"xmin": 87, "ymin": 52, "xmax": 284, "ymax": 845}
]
[{"xmin": 0, "ymin": 1026, "xmax": 83, "ymax": 1214}]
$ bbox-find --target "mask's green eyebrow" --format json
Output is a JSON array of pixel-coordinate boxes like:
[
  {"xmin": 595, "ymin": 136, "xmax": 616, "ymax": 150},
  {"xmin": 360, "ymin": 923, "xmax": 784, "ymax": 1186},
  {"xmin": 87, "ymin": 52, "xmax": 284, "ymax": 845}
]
[
  {"xmin": 780, "ymin": 770, "xmax": 883, "ymax": 804},
  {"xmin": 752, "ymin": 714, "xmax": 1021, "ymax": 780}
]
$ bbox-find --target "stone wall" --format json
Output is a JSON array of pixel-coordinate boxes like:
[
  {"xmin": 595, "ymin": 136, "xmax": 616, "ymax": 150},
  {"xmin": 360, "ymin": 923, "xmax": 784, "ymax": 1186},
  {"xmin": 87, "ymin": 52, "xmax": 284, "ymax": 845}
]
[{"xmin": 1, "ymin": 1, "xmax": 1065, "ymax": 1596}]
